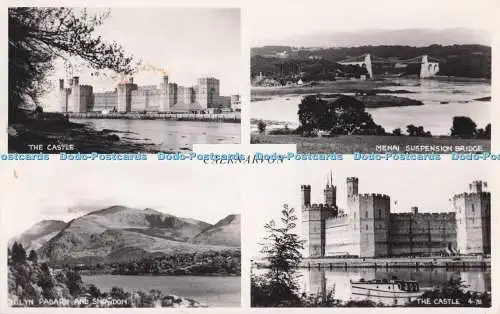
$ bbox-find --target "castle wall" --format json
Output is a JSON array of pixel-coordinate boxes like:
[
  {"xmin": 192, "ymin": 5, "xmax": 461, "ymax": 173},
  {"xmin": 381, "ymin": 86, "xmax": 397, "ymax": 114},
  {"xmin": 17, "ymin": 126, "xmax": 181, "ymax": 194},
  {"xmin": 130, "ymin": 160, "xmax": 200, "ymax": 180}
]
[
  {"xmin": 79, "ymin": 85, "xmax": 93, "ymax": 112},
  {"xmin": 130, "ymin": 89, "xmax": 161, "ymax": 112},
  {"xmin": 325, "ymin": 215, "xmax": 360, "ymax": 256},
  {"xmin": 93, "ymin": 91, "xmax": 117, "ymax": 111},
  {"xmin": 389, "ymin": 212, "xmax": 456, "ymax": 256}
]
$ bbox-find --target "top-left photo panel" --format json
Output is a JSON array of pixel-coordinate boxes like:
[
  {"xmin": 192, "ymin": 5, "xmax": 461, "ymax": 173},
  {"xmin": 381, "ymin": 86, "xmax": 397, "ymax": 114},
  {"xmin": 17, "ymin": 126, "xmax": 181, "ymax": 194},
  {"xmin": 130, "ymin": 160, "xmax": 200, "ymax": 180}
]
[{"xmin": 8, "ymin": 7, "xmax": 242, "ymax": 153}]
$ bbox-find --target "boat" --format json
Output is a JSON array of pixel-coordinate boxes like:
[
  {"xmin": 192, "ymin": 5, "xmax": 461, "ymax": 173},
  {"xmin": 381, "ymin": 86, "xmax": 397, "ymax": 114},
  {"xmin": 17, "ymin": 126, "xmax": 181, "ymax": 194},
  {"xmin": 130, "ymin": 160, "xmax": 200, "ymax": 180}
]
[{"xmin": 350, "ymin": 278, "xmax": 424, "ymax": 306}]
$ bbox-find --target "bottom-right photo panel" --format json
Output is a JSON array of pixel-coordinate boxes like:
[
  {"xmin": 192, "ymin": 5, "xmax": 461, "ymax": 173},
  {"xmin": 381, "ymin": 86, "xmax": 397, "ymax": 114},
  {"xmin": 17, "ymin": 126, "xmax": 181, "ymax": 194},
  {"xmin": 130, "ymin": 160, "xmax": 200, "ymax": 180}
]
[{"xmin": 249, "ymin": 160, "xmax": 491, "ymax": 308}]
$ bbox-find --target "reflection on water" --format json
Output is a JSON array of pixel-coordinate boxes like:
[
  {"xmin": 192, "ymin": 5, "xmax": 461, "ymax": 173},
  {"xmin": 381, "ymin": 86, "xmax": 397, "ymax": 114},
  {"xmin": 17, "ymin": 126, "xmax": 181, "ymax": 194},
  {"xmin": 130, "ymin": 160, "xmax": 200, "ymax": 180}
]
[
  {"xmin": 299, "ymin": 268, "xmax": 491, "ymax": 302},
  {"xmin": 73, "ymin": 119, "xmax": 241, "ymax": 151},
  {"xmin": 251, "ymin": 79, "xmax": 490, "ymax": 135}
]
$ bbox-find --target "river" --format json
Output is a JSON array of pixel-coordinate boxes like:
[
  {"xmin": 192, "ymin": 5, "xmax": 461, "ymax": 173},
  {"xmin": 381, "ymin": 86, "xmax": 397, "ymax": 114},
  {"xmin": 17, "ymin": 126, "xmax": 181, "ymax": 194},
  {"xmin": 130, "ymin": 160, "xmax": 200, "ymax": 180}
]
[
  {"xmin": 81, "ymin": 275, "xmax": 240, "ymax": 307},
  {"xmin": 71, "ymin": 119, "xmax": 241, "ymax": 151},
  {"xmin": 251, "ymin": 79, "xmax": 491, "ymax": 136}
]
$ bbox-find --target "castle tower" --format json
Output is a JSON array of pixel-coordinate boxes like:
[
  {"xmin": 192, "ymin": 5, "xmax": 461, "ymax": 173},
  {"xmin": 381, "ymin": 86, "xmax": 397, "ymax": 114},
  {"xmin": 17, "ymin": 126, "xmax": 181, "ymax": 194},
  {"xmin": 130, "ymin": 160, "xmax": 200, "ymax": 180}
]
[
  {"xmin": 453, "ymin": 181, "xmax": 491, "ymax": 255},
  {"xmin": 159, "ymin": 76, "xmax": 170, "ymax": 112},
  {"xmin": 117, "ymin": 78, "xmax": 136, "ymax": 113},
  {"xmin": 323, "ymin": 172, "xmax": 336, "ymax": 207},
  {"xmin": 71, "ymin": 76, "xmax": 82, "ymax": 112},
  {"xmin": 357, "ymin": 193, "xmax": 391, "ymax": 257},
  {"xmin": 301, "ymin": 185, "xmax": 326, "ymax": 257},
  {"xmin": 59, "ymin": 79, "xmax": 67, "ymax": 112}
]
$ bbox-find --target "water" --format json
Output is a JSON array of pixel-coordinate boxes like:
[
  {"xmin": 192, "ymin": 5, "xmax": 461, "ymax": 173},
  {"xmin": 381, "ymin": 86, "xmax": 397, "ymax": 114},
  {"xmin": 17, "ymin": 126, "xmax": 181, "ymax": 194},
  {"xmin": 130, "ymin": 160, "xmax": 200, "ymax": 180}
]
[
  {"xmin": 297, "ymin": 268, "xmax": 491, "ymax": 303},
  {"xmin": 81, "ymin": 275, "xmax": 241, "ymax": 307},
  {"xmin": 251, "ymin": 79, "xmax": 490, "ymax": 135},
  {"xmin": 72, "ymin": 119, "xmax": 241, "ymax": 151}
]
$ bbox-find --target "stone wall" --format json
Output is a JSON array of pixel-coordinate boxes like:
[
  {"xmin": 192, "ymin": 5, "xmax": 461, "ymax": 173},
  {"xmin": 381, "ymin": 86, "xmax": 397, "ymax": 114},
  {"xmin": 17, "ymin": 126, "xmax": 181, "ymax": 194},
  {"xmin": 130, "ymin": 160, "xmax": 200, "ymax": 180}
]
[{"xmin": 389, "ymin": 212, "xmax": 456, "ymax": 256}]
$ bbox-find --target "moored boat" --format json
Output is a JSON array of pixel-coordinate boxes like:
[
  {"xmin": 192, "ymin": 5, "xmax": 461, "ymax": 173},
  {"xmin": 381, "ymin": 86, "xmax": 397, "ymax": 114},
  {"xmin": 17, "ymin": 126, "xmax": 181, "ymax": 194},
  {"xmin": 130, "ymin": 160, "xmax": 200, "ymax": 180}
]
[{"xmin": 350, "ymin": 278, "xmax": 424, "ymax": 306}]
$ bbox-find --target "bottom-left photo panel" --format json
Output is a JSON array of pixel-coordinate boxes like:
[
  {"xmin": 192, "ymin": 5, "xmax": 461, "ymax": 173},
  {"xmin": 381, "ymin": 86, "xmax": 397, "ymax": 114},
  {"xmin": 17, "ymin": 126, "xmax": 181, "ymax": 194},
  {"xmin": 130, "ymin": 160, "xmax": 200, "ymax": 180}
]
[{"xmin": 2, "ymin": 161, "xmax": 241, "ymax": 308}]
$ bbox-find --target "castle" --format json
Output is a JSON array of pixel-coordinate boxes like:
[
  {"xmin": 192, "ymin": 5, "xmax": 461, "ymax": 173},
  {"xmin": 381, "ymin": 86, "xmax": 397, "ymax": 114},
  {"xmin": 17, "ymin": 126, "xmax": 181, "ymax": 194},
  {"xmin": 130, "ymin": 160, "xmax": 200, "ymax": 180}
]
[
  {"xmin": 58, "ymin": 76, "xmax": 238, "ymax": 114},
  {"xmin": 301, "ymin": 176, "xmax": 491, "ymax": 258}
]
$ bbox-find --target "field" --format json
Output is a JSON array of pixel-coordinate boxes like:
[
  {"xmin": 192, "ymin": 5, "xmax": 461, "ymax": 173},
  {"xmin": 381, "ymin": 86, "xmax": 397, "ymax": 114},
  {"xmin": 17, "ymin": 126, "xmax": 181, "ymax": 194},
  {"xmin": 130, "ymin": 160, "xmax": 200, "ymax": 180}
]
[{"xmin": 251, "ymin": 133, "xmax": 490, "ymax": 154}]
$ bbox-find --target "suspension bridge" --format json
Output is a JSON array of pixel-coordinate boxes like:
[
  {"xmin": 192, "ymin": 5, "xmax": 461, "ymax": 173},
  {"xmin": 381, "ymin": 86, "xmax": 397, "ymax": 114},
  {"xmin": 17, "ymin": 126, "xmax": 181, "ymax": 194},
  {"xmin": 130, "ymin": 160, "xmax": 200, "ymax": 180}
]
[{"xmin": 338, "ymin": 54, "xmax": 440, "ymax": 79}]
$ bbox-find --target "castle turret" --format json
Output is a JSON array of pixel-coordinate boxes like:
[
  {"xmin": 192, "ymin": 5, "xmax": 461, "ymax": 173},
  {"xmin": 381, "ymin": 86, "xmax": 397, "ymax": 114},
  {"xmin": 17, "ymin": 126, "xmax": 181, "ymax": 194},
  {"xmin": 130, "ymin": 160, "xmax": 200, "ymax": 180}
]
[
  {"xmin": 301, "ymin": 185, "xmax": 311, "ymax": 208},
  {"xmin": 347, "ymin": 177, "xmax": 359, "ymax": 198},
  {"xmin": 324, "ymin": 173, "xmax": 336, "ymax": 207},
  {"xmin": 301, "ymin": 185, "xmax": 327, "ymax": 257},
  {"xmin": 454, "ymin": 181, "xmax": 490, "ymax": 255},
  {"xmin": 411, "ymin": 206, "xmax": 418, "ymax": 215}
]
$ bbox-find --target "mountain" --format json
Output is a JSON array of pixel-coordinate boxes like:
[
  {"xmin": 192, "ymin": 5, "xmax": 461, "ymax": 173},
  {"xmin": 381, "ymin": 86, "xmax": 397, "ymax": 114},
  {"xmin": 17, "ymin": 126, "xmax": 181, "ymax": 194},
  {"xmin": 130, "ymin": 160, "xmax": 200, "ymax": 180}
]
[
  {"xmin": 9, "ymin": 220, "xmax": 66, "ymax": 251},
  {"xmin": 32, "ymin": 206, "xmax": 237, "ymax": 263},
  {"xmin": 262, "ymin": 28, "xmax": 490, "ymax": 48},
  {"xmin": 193, "ymin": 214, "xmax": 241, "ymax": 247}
]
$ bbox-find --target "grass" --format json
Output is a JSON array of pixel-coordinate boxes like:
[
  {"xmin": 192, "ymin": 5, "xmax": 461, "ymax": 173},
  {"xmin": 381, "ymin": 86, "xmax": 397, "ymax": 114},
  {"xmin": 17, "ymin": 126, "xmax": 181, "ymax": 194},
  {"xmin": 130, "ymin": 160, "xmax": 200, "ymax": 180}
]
[{"xmin": 251, "ymin": 133, "xmax": 490, "ymax": 154}]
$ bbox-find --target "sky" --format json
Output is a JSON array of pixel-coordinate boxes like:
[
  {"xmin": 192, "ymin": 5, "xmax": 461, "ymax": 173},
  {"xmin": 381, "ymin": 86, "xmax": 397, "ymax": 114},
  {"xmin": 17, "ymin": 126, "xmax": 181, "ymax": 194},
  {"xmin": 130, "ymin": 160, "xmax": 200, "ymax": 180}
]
[
  {"xmin": 42, "ymin": 7, "xmax": 241, "ymax": 111},
  {"xmin": 248, "ymin": 0, "xmax": 494, "ymax": 45},
  {"xmin": 245, "ymin": 159, "xmax": 493, "ymax": 258},
  {"xmin": 1, "ymin": 160, "xmax": 242, "ymax": 239}
]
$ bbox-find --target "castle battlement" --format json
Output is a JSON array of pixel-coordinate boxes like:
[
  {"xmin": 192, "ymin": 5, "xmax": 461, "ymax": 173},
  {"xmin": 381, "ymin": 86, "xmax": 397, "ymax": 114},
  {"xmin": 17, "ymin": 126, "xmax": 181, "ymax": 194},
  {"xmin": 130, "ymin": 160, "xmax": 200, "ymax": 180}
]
[
  {"xmin": 391, "ymin": 212, "xmax": 455, "ymax": 218},
  {"xmin": 325, "ymin": 214, "xmax": 349, "ymax": 227},
  {"xmin": 358, "ymin": 193, "xmax": 390, "ymax": 201},
  {"xmin": 452, "ymin": 192, "xmax": 491, "ymax": 200}
]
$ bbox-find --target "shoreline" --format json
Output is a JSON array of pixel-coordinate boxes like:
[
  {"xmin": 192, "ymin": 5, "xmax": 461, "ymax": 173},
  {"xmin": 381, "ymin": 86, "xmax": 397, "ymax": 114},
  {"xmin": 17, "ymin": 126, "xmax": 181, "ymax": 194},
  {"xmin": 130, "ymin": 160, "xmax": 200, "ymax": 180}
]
[
  {"xmin": 68, "ymin": 112, "xmax": 241, "ymax": 123},
  {"xmin": 8, "ymin": 120, "xmax": 162, "ymax": 153}
]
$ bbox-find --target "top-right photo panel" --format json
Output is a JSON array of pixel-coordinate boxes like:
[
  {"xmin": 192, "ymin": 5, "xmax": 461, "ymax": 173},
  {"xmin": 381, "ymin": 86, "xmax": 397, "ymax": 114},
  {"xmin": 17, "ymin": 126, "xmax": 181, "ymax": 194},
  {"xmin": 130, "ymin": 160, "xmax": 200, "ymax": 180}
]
[{"xmin": 249, "ymin": 1, "xmax": 492, "ymax": 154}]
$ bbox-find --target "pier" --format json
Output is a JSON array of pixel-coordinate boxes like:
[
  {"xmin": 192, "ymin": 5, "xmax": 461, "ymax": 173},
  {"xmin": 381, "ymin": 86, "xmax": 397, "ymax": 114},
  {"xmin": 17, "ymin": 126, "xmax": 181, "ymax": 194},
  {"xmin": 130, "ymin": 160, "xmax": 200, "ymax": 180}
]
[{"xmin": 67, "ymin": 112, "xmax": 240, "ymax": 123}]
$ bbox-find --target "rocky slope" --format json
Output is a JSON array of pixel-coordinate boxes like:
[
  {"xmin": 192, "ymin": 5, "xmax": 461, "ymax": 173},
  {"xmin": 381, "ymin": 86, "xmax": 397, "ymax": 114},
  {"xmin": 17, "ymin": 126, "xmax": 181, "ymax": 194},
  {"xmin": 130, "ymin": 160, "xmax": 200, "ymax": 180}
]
[
  {"xmin": 9, "ymin": 220, "xmax": 67, "ymax": 251},
  {"xmin": 193, "ymin": 214, "xmax": 241, "ymax": 247}
]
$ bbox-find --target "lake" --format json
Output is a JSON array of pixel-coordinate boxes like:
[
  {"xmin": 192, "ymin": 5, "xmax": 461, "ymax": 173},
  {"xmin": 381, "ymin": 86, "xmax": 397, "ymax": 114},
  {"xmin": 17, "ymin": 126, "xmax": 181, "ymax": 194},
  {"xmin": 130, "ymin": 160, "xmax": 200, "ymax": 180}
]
[
  {"xmin": 72, "ymin": 119, "xmax": 241, "ymax": 151},
  {"xmin": 81, "ymin": 275, "xmax": 240, "ymax": 307},
  {"xmin": 251, "ymin": 79, "xmax": 491, "ymax": 136},
  {"xmin": 298, "ymin": 268, "xmax": 491, "ymax": 303}
]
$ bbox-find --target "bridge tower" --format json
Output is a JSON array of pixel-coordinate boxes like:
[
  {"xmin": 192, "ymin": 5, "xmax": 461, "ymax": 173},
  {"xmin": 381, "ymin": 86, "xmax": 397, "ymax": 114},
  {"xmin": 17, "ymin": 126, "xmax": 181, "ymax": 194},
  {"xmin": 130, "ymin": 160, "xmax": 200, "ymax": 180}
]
[{"xmin": 419, "ymin": 55, "xmax": 440, "ymax": 78}]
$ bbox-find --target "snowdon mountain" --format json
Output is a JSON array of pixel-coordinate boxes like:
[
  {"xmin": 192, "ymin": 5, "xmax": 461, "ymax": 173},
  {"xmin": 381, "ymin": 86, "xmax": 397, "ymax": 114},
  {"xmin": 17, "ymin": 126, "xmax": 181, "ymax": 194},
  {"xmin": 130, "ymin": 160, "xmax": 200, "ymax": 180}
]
[{"xmin": 11, "ymin": 206, "xmax": 240, "ymax": 264}]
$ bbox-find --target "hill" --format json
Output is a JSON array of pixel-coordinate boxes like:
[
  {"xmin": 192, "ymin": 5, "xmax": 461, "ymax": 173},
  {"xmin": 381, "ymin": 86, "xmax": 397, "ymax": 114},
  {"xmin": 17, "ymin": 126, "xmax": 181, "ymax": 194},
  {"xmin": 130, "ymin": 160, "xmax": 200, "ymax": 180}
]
[
  {"xmin": 10, "ymin": 206, "xmax": 238, "ymax": 263},
  {"xmin": 193, "ymin": 214, "xmax": 241, "ymax": 247},
  {"xmin": 255, "ymin": 28, "xmax": 490, "ymax": 48},
  {"xmin": 9, "ymin": 220, "xmax": 67, "ymax": 251}
]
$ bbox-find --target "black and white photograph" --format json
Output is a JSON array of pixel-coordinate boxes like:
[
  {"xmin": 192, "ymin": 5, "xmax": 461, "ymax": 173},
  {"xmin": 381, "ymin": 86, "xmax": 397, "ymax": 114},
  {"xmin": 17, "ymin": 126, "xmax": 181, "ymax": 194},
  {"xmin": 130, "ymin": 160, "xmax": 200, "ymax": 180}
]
[
  {"xmin": 249, "ymin": 0, "xmax": 492, "ymax": 153},
  {"xmin": 248, "ymin": 161, "xmax": 491, "ymax": 307},
  {"xmin": 3, "ymin": 162, "xmax": 241, "ymax": 308},
  {"xmin": 8, "ymin": 7, "xmax": 242, "ymax": 153}
]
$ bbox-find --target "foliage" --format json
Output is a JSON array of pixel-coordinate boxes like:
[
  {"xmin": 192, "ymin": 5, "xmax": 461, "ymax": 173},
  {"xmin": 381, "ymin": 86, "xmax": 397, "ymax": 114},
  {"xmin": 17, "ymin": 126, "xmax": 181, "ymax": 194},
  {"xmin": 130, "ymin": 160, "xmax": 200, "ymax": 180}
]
[
  {"xmin": 8, "ymin": 247, "xmax": 203, "ymax": 308},
  {"xmin": 406, "ymin": 124, "xmax": 432, "ymax": 137},
  {"xmin": 392, "ymin": 128, "xmax": 402, "ymax": 136},
  {"xmin": 298, "ymin": 95, "xmax": 386, "ymax": 135},
  {"xmin": 476, "ymin": 123, "xmax": 491, "ymax": 139},
  {"xmin": 451, "ymin": 116, "xmax": 477, "ymax": 138},
  {"xmin": 251, "ymin": 205, "xmax": 308, "ymax": 307},
  {"xmin": 9, "ymin": 8, "xmax": 139, "ymax": 122},
  {"xmin": 28, "ymin": 250, "xmax": 38, "ymax": 263},
  {"xmin": 257, "ymin": 120, "xmax": 266, "ymax": 133},
  {"xmin": 11, "ymin": 242, "xmax": 27, "ymax": 264},
  {"xmin": 70, "ymin": 250, "xmax": 241, "ymax": 276}
]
